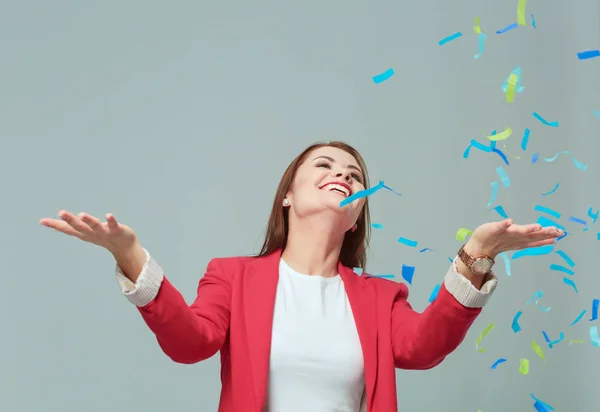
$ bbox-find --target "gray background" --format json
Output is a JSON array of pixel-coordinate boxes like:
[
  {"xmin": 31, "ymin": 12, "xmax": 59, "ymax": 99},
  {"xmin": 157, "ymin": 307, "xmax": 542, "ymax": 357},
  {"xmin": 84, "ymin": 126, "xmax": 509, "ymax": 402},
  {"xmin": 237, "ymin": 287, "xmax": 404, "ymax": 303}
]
[{"xmin": 2, "ymin": 0, "xmax": 599, "ymax": 411}]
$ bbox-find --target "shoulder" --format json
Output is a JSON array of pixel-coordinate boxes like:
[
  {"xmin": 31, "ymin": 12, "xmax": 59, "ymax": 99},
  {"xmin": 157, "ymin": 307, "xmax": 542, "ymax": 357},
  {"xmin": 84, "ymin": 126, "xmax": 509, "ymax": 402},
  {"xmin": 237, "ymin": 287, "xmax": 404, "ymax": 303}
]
[{"xmin": 206, "ymin": 254, "xmax": 259, "ymax": 271}]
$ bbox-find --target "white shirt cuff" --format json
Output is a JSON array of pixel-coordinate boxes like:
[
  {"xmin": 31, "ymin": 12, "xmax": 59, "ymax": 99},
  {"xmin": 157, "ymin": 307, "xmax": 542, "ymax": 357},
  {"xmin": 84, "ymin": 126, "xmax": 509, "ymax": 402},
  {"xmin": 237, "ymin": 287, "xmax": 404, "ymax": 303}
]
[
  {"xmin": 443, "ymin": 256, "xmax": 498, "ymax": 308},
  {"xmin": 115, "ymin": 248, "xmax": 164, "ymax": 307}
]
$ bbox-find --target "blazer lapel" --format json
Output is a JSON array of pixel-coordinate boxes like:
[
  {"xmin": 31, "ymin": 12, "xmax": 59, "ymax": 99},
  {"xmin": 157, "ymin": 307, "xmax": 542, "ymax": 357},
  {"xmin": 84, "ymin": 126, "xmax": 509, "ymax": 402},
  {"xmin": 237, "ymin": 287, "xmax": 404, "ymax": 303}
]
[
  {"xmin": 243, "ymin": 249, "xmax": 281, "ymax": 411},
  {"xmin": 339, "ymin": 264, "xmax": 378, "ymax": 411}
]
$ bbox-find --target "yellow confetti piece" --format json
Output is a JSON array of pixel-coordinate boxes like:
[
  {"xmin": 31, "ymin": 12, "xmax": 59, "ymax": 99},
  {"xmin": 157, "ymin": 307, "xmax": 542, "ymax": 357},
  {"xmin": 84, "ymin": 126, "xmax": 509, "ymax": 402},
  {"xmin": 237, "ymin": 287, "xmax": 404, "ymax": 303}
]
[
  {"xmin": 532, "ymin": 340, "xmax": 546, "ymax": 362},
  {"xmin": 502, "ymin": 144, "xmax": 521, "ymax": 159},
  {"xmin": 475, "ymin": 323, "xmax": 495, "ymax": 352},
  {"xmin": 505, "ymin": 73, "xmax": 519, "ymax": 102},
  {"xmin": 569, "ymin": 339, "xmax": 584, "ymax": 345},
  {"xmin": 517, "ymin": 0, "xmax": 528, "ymax": 26},
  {"xmin": 519, "ymin": 358, "xmax": 530, "ymax": 375},
  {"xmin": 486, "ymin": 127, "xmax": 513, "ymax": 141},
  {"xmin": 455, "ymin": 227, "xmax": 473, "ymax": 241},
  {"xmin": 473, "ymin": 16, "xmax": 482, "ymax": 34}
]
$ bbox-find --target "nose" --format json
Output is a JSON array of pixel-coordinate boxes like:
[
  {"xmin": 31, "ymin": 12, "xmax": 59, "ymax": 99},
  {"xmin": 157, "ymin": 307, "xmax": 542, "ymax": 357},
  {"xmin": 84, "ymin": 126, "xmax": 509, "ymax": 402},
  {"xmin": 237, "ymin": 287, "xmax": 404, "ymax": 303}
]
[{"xmin": 334, "ymin": 169, "xmax": 352, "ymax": 182}]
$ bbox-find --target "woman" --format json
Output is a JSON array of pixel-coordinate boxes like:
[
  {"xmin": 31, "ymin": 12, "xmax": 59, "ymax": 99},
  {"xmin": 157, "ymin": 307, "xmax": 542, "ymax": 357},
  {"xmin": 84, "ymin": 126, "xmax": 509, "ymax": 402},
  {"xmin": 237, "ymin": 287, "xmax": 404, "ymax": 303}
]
[{"xmin": 40, "ymin": 141, "xmax": 562, "ymax": 412}]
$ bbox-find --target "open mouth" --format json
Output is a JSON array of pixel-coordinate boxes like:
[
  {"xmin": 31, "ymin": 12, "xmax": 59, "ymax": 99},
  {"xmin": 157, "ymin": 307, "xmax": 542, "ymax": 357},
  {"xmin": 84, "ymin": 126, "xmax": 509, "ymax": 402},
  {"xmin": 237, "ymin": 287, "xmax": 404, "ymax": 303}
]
[{"xmin": 320, "ymin": 182, "xmax": 351, "ymax": 198}]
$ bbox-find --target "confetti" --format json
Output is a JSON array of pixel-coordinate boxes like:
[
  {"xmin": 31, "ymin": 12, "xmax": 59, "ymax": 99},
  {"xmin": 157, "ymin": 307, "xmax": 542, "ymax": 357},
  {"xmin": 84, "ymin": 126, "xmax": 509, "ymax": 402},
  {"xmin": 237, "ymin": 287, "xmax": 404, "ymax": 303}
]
[
  {"xmin": 549, "ymin": 264, "xmax": 574, "ymax": 276},
  {"xmin": 531, "ymin": 14, "xmax": 536, "ymax": 28},
  {"xmin": 511, "ymin": 311, "xmax": 523, "ymax": 333},
  {"xmin": 588, "ymin": 207, "xmax": 599, "ymax": 223},
  {"xmin": 401, "ymin": 264, "xmax": 415, "ymax": 284},
  {"xmin": 473, "ymin": 17, "xmax": 482, "ymax": 34},
  {"xmin": 428, "ymin": 284, "xmax": 440, "ymax": 303},
  {"xmin": 397, "ymin": 237, "xmax": 418, "ymax": 247},
  {"xmin": 372, "ymin": 68, "xmax": 394, "ymax": 84},
  {"xmin": 496, "ymin": 22, "xmax": 518, "ymax": 34},
  {"xmin": 590, "ymin": 299, "xmax": 599, "ymax": 321},
  {"xmin": 498, "ymin": 252, "xmax": 512, "ymax": 276},
  {"xmin": 455, "ymin": 227, "xmax": 473, "ymax": 241},
  {"xmin": 534, "ymin": 205, "xmax": 561, "ymax": 219},
  {"xmin": 496, "ymin": 166, "xmax": 511, "ymax": 187},
  {"xmin": 590, "ymin": 326, "xmax": 600, "ymax": 347},
  {"xmin": 502, "ymin": 67, "xmax": 524, "ymax": 94},
  {"xmin": 474, "ymin": 32, "xmax": 487, "ymax": 59},
  {"xmin": 487, "ymin": 127, "xmax": 513, "ymax": 141},
  {"xmin": 577, "ymin": 50, "xmax": 600, "ymax": 60},
  {"xmin": 570, "ymin": 310, "xmax": 586, "ymax": 326},
  {"xmin": 532, "ymin": 112, "xmax": 559, "ymax": 127},
  {"xmin": 521, "ymin": 128, "xmax": 530, "ymax": 150},
  {"xmin": 530, "ymin": 394, "xmax": 554, "ymax": 411},
  {"xmin": 371, "ymin": 274, "xmax": 395, "ymax": 279},
  {"xmin": 541, "ymin": 183, "xmax": 559, "ymax": 196},
  {"xmin": 569, "ymin": 339, "xmax": 584, "ymax": 345},
  {"xmin": 568, "ymin": 216, "xmax": 587, "ymax": 225},
  {"xmin": 490, "ymin": 357, "xmax": 507, "ymax": 369},
  {"xmin": 519, "ymin": 358, "xmax": 529, "ymax": 375},
  {"xmin": 475, "ymin": 323, "xmax": 495, "ymax": 352},
  {"xmin": 512, "ymin": 245, "xmax": 554, "ymax": 259},
  {"xmin": 563, "ymin": 277, "xmax": 578, "ymax": 293},
  {"xmin": 371, "ymin": 223, "xmax": 384, "ymax": 229},
  {"xmin": 548, "ymin": 332, "xmax": 564, "ymax": 348},
  {"xmin": 543, "ymin": 150, "xmax": 587, "ymax": 170},
  {"xmin": 527, "ymin": 290, "xmax": 551, "ymax": 312},
  {"xmin": 536, "ymin": 216, "xmax": 566, "ymax": 232},
  {"xmin": 492, "ymin": 205, "xmax": 508, "ymax": 219},
  {"xmin": 419, "ymin": 247, "xmax": 434, "ymax": 253},
  {"xmin": 517, "ymin": 0, "xmax": 527, "ymax": 26},
  {"xmin": 438, "ymin": 31, "xmax": 462, "ymax": 46},
  {"xmin": 505, "ymin": 74, "xmax": 519, "ymax": 102},
  {"xmin": 531, "ymin": 152, "xmax": 539, "ymax": 163},
  {"xmin": 492, "ymin": 147, "xmax": 510, "ymax": 164},
  {"xmin": 502, "ymin": 144, "xmax": 521, "ymax": 159},
  {"xmin": 340, "ymin": 180, "xmax": 384, "ymax": 207},
  {"xmin": 531, "ymin": 340, "xmax": 546, "ymax": 362},
  {"xmin": 487, "ymin": 181, "xmax": 499, "ymax": 206}
]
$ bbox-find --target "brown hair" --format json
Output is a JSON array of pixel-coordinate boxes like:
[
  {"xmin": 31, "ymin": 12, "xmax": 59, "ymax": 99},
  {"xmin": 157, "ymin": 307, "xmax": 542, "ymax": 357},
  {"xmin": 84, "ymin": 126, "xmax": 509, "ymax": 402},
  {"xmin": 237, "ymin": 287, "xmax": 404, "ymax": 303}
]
[{"xmin": 258, "ymin": 141, "xmax": 371, "ymax": 269}]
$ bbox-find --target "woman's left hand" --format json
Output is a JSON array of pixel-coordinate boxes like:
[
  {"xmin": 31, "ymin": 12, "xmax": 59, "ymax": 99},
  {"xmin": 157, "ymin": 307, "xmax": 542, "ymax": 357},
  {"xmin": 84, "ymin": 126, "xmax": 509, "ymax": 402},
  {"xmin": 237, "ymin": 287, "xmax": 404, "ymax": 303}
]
[{"xmin": 465, "ymin": 219, "xmax": 564, "ymax": 259}]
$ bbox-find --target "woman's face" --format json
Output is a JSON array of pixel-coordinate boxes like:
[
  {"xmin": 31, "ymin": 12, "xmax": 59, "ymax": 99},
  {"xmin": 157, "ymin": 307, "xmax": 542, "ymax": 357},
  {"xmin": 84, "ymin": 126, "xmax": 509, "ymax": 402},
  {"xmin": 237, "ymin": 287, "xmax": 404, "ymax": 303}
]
[{"xmin": 286, "ymin": 146, "xmax": 366, "ymax": 230}]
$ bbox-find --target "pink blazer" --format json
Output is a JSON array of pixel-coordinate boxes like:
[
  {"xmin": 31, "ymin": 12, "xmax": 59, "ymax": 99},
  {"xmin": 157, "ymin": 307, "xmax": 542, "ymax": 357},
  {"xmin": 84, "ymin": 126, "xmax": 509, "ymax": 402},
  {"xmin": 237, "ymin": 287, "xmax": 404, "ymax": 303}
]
[{"xmin": 136, "ymin": 249, "xmax": 481, "ymax": 411}]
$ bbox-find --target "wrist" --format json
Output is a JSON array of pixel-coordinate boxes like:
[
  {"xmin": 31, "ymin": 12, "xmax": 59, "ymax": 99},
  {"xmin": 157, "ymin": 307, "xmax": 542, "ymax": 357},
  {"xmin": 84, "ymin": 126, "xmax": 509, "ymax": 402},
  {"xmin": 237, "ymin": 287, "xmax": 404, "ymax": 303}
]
[{"xmin": 463, "ymin": 239, "xmax": 498, "ymax": 260}]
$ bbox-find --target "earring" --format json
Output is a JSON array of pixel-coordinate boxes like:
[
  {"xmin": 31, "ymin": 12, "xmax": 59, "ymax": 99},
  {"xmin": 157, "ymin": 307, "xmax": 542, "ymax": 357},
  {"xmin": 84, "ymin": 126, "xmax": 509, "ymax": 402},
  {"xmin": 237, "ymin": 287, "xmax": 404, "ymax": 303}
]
[
  {"xmin": 283, "ymin": 198, "xmax": 290, "ymax": 206},
  {"xmin": 351, "ymin": 224, "xmax": 357, "ymax": 232}
]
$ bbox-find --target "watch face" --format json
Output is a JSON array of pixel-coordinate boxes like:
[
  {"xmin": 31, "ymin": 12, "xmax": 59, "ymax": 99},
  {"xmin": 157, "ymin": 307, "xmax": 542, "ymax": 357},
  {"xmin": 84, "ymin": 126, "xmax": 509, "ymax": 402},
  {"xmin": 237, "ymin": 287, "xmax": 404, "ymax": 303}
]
[{"xmin": 472, "ymin": 258, "xmax": 493, "ymax": 274}]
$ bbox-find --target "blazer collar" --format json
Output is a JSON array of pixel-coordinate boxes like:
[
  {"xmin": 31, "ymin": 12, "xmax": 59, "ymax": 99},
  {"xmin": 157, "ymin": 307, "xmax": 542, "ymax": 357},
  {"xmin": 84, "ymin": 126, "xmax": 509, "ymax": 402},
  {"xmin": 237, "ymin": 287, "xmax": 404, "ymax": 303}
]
[{"xmin": 242, "ymin": 249, "xmax": 378, "ymax": 412}]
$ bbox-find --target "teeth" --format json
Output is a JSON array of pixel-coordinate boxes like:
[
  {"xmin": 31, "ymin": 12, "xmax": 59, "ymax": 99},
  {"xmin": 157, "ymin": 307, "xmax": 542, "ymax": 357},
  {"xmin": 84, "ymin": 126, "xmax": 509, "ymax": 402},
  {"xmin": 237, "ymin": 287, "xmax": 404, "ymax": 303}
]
[{"xmin": 322, "ymin": 183, "xmax": 349, "ymax": 197}]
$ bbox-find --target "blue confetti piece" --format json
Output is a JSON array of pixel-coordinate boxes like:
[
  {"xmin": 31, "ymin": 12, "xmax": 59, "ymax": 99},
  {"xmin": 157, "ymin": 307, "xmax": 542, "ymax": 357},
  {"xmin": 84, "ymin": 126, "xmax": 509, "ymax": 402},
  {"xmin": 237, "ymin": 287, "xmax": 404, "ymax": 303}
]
[
  {"xmin": 590, "ymin": 326, "xmax": 600, "ymax": 347},
  {"xmin": 590, "ymin": 299, "xmax": 599, "ymax": 321},
  {"xmin": 438, "ymin": 31, "xmax": 462, "ymax": 46},
  {"xmin": 512, "ymin": 245, "xmax": 554, "ymax": 259},
  {"xmin": 577, "ymin": 50, "xmax": 600, "ymax": 60},
  {"xmin": 550, "ymin": 264, "xmax": 574, "ymax": 275},
  {"xmin": 549, "ymin": 332, "xmax": 564, "ymax": 348},
  {"xmin": 372, "ymin": 68, "xmax": 394, "ymax": 84},
  {"xmin": 569, "ymin": 216, "xmax": 587, "ymax": 225},
  {"xmin": 487, "ymin": 181, "xmax": 499, "ymax": 207},
  {"xmin": 536, "ymin": 216, "xmax": 566, "ymax": 232},
  {"xmin": 521, "ymin": 128, "xmax": 530, "ymax": 150},
  {"xmin": 555, "ymin": 250, "xmax": 575, "ymax": 267},
  {"xmin": 541, "ymin": 330, "xmax": 551, "ymax": 343},
  {"xmin": 490, "ymin": 358, "xmax": 507, "ymax": 369},
  {"xmin": 372, "ymin": 274, "xmax": 395, "ymax": 279},
  {"xmin": 340, "ymin": 180, "xmax": 384, "ymax": 207},
  {"xmin": 532, "ymin": 152, "xmax": 539, "ymax": 163},
  {"xmin": 401, "ymin": 264, "xmax": 415, "ymax": 284},
  {"xmin": 511, "ymin": 311, "xmax": 523, "ymax": 333},
  {"xmin": 371, "ymin": 223, "xmax": 384, "ymax": 229},
  {"xmin": 534, "ymin": 205, "xmax": 561, "ymax": 219},
  {"xmin": 531, "ymin": 14, "xmax": 536, "ymax": 28},
  {"xmin": 397, "ymin": 237, "xmax": 418, "ymax": 247},
  {"xmin": 541, "ymin": 183, "xmax": 559, "ymax": 196},
  {"xmin": 571, "ymin": 310, "xmax": 586, "ymax": 326},
  {"xmin": 496, "ymin": 22, "xmax": 518, "ymax": 34},
  {"xmin": 588, "ymin": 207, "xmax": 599, "ymax": 223},
  {"xmin": 491, "ymin": 147, "xmax": 509, "ymax": 165},
  {"xmin": 428, "ymin": 283, "xmax": 440, "ymax": 302},
  {"xmin": 353, "ymin": 267, "xmax": 363, "ymax": 275},
  {"xmin": 498, "ymin": 252, "xmax": 511, "ymax": 276},
  {"xmin": 543, "ymin": 150, "xmax": 588, "ymax": 170},
  {"xmin": 474, "ymin": 33, "xmax": 487, "ymax": 59},
  {"xmin": 447, "ymin": 256, "xmax": 453, "ymax": 263},
  {"xmin": 563, "ymin": 277, "xmax": 578, "ymax": 293},
  {"xmin": 492, "ymin": 205, "xmax": 508, "ymax": 218},
  {"xmin": 502, "ymin": 67, "xmax": 524, "ymax": 93},
  {"xmin": 496, "ymin": 166, "xmax": 510, "ymax": 188},
  {"xmin": 530, "ymin": 394, "xmax": 555, "ymax": 412},
  {"xmin": 532, "ymin": 112, "xmax": 559, "ymax": 127},
  {"xmin": 419, "ymin": 247, "xmax": 434, "ymax": 253},
  {"xmin": 382, "ymin": 184, "xmax": 402, "ymax": 197}
]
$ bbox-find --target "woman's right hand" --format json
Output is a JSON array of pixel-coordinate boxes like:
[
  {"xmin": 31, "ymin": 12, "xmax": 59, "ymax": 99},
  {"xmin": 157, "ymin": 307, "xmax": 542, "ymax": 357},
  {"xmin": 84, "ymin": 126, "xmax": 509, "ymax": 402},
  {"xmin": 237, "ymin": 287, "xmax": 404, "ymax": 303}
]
[{"xmin": 40, "ymin": 211, "xmax": 138, "ymax": 256}]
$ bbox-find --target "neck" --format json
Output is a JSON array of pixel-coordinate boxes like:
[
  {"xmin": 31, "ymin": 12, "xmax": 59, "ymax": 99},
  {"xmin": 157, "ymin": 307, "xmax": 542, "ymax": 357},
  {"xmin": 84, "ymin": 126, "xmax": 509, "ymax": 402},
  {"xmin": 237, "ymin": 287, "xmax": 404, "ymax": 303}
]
[{"xmin": 281, "ymin": 215, "xmax": 345, "ymax": 278}]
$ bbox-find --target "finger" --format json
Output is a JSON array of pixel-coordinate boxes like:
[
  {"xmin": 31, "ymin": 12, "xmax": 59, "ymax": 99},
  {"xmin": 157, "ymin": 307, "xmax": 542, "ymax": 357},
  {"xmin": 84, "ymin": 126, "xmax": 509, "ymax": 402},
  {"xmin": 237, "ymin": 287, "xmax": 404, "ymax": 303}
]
[
  {"xmin": 40, "ymin": 218, "xmax": 83, "ymax": 238},
  {"xmin": 525, "ymin": 238, "xmax": 556, "ymax": 248},
  {"xmin": 105, "ymin": 213, "xmax": 120, "ymax": 230},
  {"xmin": 59, "ymin": 210, "xmax": 93, "ymax": 234},
  {"xmin": 79, "ymin": 213, "xmax": 104, "ymax": 231}
]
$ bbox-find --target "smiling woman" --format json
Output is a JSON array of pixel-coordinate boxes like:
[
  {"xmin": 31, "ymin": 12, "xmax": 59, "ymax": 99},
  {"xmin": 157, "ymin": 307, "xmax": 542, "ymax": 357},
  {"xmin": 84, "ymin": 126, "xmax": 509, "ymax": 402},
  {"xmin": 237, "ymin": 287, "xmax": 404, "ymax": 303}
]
[{"xmin": 39, "ymin": 140, "xmax": 564, "ymax": 412}]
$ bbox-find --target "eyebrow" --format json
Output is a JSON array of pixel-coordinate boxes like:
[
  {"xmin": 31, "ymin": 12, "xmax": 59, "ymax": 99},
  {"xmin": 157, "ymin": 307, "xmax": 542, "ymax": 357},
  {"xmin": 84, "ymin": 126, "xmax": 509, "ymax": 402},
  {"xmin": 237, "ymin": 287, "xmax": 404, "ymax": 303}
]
[{"xmin": 312, "ymin": 155, "xmax": 363, "ymax": 174}]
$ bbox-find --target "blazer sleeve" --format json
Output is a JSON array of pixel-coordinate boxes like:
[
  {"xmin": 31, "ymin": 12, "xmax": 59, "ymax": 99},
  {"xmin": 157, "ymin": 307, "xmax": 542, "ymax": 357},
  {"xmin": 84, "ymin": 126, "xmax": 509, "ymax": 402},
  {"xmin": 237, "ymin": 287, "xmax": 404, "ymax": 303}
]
[
  {"xmin": 118, "ymin": 251, "xmax": 231, "ymax": 365},
  {"xmin": 391, "ymin": 262, "xmax": 496, "ymax": 370}
]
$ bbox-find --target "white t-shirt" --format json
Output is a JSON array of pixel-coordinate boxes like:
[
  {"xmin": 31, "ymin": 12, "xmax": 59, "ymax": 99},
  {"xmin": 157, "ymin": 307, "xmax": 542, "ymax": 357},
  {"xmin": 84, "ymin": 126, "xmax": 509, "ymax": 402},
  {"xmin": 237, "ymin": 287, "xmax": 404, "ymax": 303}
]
[{"xmin": 264, "ymin": 258, "xmax": 366, "ymax": 412}]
